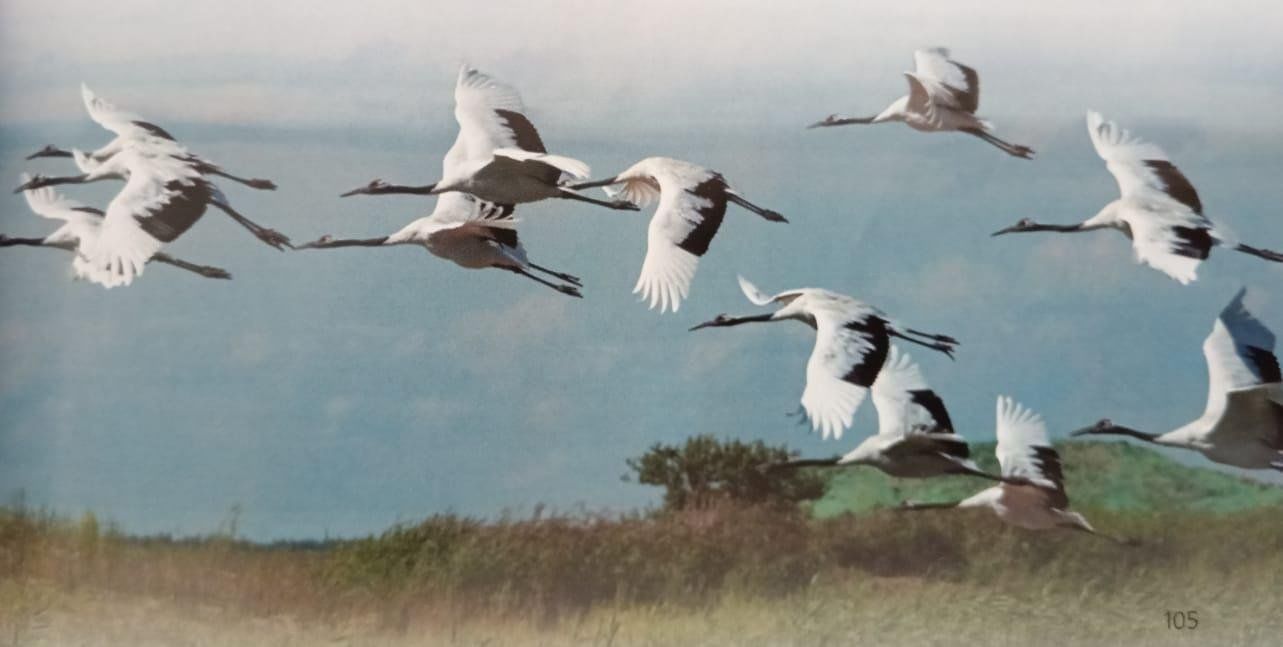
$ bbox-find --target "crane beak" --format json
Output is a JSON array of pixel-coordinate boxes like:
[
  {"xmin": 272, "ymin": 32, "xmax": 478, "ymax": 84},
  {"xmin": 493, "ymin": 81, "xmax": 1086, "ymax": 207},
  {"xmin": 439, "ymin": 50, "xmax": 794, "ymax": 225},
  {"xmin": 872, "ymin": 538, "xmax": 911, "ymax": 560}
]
[
  {"xmin": 688, "ymin": 317, "xmax": 723, "ymax": 332},
  {"xmin": 806, "ymin": 115, "xmax": 837, "ymax": 129},
  {"xmin": 339, "ymin": 186, "xmax": 368, "ymax": 198},
  {"xmin": 1068, "ymin": 426, "xmax": 1097, "ymax": 437},
  {"xmin": 990, "ymin": 224, "xmax": 1022, "ymax": 237},
  {"xmin": 26, "ymin": 145, "xmax": 70, "ymax": 160},
  {"xmin": 13, "ymin": 178, "xmax": 39, "ymax": 193}
]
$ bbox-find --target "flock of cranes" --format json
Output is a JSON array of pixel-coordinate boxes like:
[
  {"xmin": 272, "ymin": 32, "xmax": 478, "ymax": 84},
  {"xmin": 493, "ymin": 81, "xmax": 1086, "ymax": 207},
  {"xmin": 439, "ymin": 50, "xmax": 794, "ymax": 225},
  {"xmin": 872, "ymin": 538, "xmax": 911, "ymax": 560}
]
[{"xmin": 5, "ymin": 48, "xmax": 1281, "ymax": 542}]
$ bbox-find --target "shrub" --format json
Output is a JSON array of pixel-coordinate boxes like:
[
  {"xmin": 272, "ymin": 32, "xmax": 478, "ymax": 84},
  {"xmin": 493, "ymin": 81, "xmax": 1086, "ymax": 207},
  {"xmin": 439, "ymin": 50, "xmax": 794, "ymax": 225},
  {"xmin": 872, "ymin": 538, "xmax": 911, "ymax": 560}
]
[{"xmin": 624, "ymin": 434, "xmax": 826, "ymax": 511}]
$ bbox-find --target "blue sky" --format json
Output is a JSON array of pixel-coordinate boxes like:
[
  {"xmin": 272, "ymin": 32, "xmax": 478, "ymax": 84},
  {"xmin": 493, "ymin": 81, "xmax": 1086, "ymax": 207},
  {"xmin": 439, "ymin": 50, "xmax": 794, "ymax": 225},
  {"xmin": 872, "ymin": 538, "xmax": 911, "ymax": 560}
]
[{"xmin": 1, "ymin": 1, "xmax": 1281, "ymax": 540}]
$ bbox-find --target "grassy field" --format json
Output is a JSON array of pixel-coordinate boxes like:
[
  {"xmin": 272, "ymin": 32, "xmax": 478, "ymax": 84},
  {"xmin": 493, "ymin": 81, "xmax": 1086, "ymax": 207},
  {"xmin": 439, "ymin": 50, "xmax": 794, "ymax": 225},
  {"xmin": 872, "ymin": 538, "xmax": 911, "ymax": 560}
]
[{"xmin": 2, "ymin": 441, "xmax": 1280, "ymax": 646}]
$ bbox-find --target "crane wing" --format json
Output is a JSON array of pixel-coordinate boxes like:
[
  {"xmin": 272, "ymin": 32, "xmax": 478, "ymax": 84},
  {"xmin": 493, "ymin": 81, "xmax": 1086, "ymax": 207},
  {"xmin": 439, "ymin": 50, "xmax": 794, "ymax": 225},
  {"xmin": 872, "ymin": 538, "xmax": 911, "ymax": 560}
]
[
  {"xmin": 386, "ymin": 193, "xmax": 516, "ymax": 244},
  {"xmin": 912, "ymin": 48, "xmax": 980, "ymax": 113},
  {"xmin": 1086, "ymin": 111, "xmax": 1203, "ymax": 215},
  {"xmin": 801, "ymin": 309, "xmax": 891, "ymax": 439},
  {"xmin": 870, "ymin": 346, "xmax": 955, "ymax": 438},
  {"xmin": 452, "ymin": 66, "xmax": 547, "ymax": 166},
  {"xmin": 603, "ymin": 176, "xmax": 663, "ymax": 207},
  {"xmin": 995, "ymin": 396, "xmax": 1067, "ymax": 505},
  {"xmin": 1201, "ymin": 289, "xmax": 1280, "ymax": 421},
  {"xmin": 90, "ymin": 159, "xmax": 209, "ymax": 287},
  {"xmin": 1121, "ymin": 203, "xmax": 1213, "ymax": 285},
  {"xmin": 81, "ymin": 84, "xmax": 177, "ymax": 142},
  {"xmin": 902, "ymin": 73, "xmax": 937, "ymax": 122},
  {"xmin": 21, "ymin": 174, "xmax": 101, "ymax": 223},
  {"xmin": 633, "ymin": 173, "xmax": 729, "ymax": 313},
  {"xmin": 737, "ymin": 275, "xmax": 805, "ymax": 307},
  {"xmin": 490, "ymin": 148, "xmax": 590, "ymax": 180}
]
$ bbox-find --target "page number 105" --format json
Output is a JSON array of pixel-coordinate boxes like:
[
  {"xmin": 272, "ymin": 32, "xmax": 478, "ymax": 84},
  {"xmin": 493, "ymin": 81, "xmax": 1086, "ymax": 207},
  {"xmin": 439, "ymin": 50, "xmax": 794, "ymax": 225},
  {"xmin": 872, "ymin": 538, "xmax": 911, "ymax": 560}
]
[{"xmin": 1165, "ymin": 610, "xmax": 1198, "ymax": 630}]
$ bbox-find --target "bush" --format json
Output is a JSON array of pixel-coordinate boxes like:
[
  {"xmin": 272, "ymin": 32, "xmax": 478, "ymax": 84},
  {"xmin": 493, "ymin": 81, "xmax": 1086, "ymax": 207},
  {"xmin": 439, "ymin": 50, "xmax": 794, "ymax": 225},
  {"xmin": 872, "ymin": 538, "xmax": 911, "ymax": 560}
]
[{"xmin": 624, "ymin": 434, "xmax": 826, "ymax": 511}]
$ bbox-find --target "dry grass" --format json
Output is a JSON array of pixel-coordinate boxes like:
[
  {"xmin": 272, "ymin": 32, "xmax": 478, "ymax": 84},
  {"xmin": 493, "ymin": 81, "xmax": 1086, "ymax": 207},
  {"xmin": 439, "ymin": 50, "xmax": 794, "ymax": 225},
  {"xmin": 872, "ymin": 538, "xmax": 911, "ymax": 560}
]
[{"xmin": 2, "ymin": 504, "xmax": 1281, "ymax": 646}]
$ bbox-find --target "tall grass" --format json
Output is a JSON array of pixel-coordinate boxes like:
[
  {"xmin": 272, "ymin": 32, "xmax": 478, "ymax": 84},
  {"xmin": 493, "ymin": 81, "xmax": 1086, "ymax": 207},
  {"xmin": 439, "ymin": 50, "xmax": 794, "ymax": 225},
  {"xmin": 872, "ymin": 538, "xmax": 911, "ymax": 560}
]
[{"xmin": 3, "ymin": 498, "xmax": 1282, "ymax": 645}]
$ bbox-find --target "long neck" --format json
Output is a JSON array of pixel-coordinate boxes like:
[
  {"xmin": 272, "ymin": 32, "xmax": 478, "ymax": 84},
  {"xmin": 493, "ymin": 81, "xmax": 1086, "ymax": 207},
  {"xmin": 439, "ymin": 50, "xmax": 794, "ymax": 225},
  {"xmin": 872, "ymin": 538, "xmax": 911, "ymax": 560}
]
[
  {"xmin": 0, "ymin": 237, "xmax": 49, "ymax": 248},
  {"xmin": 1031, "ymin": 223, "xmax": 1091, "ymax": 233},
  {"xmin": 378, "ymin": 183, "xmax": 437, "ymax": 196},
  {"xmin": 899, "ymin": 500, "xmax": 961, "ymax": 511},
  {"xmin": 40, "ymin": 173, "xmax": 102, "ymax": 188},
  {"xmin": 771, "ymin": 457, "xmax": 840, "ymax": 471},
  {"xmin": 717, "ymin": 313, "xmax": 776, "ymax": 327},
  {"xmin": 303, "ymin": 236, "xmax": 389, "ymax": 249},
  {"xmin": 1088, "ymin": 426, "xmax": 1160, "ymax": 443}
]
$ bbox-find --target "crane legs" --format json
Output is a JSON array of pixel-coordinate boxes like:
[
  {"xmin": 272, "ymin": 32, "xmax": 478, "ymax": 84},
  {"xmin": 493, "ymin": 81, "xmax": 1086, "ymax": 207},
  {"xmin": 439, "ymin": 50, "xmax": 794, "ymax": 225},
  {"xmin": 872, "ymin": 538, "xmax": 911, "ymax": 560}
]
[
  {"xmin": 208, "ymin": 200, "xmax": 292, "ymax": 250},
  {"xmin": 961, "ymin": 128, "xmax": 1035, "ymax": 159}
]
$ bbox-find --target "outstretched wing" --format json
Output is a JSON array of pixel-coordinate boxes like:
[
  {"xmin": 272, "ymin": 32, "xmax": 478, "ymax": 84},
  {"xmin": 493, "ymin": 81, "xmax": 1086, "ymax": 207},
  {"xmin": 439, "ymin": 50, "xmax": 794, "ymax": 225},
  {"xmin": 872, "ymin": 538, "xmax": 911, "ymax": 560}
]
[
  {"xmin": 90, "ymin": 158, "xmax": 209, "ymax": 287},
  {"xmin": 1122, "ymin": 203, "xmax": 1214, "ymax": 285},
  {"xmin": 801, "ymin": 308, "xmax": 891, "ymax": 439},
  {"xmin": 633, "ymin": 172, "xmax": 729, "ymax": 313},
  {"xmin": 912, "ymin": 48, "xmax": 980, "ymax": 113},
  {"xmin": 1202, "ymin": 288, "xmax": 1280, "ymax": 419},
  {"xmin": 737, "ymin": 275, "xmax": 804, "ymax": 307},
  {"xmin": 21, "ymin": 173, "xmax": 99, "ymax": 223},
  {"xmin": 995, "ymin": 396, "xmax": 1067, "ymax": 506},
  {"xmin": 451, "ymin": 66, "xmax": 546, "ymax": 167},
  {"xmin": 490, "ymin": 148, "xmax": 589, "ymax": 180},
  {"xmin": 1086, "ymin": 110, "xmax": 1203, "ymax": 215},
  {"xmin": 387, "ymin": 193, "xmax": 517, "ymax": 244},
  {"xmin": 870, "ymin": 346, "xmax": 955, "ymax": 438},
  {"xmin": 81, "ymin": 83, "xmax": 177, "ymax": 142}
]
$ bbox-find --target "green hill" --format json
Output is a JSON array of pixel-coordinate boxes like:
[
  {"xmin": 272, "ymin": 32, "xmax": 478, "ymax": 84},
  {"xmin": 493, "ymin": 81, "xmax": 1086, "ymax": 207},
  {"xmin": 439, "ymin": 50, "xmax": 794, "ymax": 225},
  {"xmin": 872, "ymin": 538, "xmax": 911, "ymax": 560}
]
[{"xmin": 811, "ymin": 440, "xmax": 1283, "ymax": 517}]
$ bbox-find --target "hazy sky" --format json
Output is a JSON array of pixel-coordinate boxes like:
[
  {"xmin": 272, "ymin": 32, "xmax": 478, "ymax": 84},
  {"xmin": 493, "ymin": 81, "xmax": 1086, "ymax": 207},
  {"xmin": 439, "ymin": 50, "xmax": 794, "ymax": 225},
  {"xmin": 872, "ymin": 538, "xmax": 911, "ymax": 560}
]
[{"xmin": 1, "ymin": 2, "xmax": 1281, "ymax": 539}]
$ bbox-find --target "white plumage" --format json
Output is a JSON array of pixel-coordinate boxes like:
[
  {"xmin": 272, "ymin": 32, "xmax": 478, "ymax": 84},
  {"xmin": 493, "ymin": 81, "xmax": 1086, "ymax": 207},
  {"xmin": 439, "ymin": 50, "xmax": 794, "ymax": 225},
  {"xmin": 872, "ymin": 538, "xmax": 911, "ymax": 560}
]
[
  {"xmin": 7, "ymin": 172, "xmax": 231, "ymax": 286},
  {"xmin": 1075, "ymin": 289, "xmax": 1283, "ymax": 470},
  {"xmin": 993, "ymin": 111, "xmax": 1283, "ymax": 282},
  {"xmin": 91, "ymin": 149, "xmax": 213, "ymax": 286},
  {"xmin": 690, "ymin": 276, "xmax": 958, "ymax": 439},
  {"xmin": 567, "ymin": 157, "xmax": 786, "ymax": 313},
  {"xmin": 17, "ymin": 174, "xmax": 107, "ymax": 283},
  {"xmin": 341, "ymin": 66, "xmax": 634, "ymax": 213},
  {"xmin": 304, "ymin": 111, "xmax": 582, "ymax": 298},
  {"xmin": 300, "ymin": 192, "xmax": 581, "ymax": 297},
  {"xmin": 809, "ymin": 48, "xmax": 1033, "ymax": 158},
  {"xmin": 16, "ymin": 138, "xmax": 288, "ymax": 286},
  {"xmin": 26, "ymin": 85, "xmax": 277, "ymax": 191},
  {"xmin": 902, "ymin": 397, "xmax": 1104, "ymax": 538},
  {"xmin": 797, "ymin": 346, "xmax": 997, "ymax": 480}
]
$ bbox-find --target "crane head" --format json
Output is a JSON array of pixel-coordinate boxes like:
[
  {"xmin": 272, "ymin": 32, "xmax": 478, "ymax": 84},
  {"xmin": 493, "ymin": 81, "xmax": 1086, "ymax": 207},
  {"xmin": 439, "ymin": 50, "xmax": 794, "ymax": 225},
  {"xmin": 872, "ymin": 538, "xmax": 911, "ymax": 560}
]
[
  {"xmin": 990, "ymin": 218, "xmax": 1037, "ymax": 237},
  {"xmin": 340, "ymin": 179, "xmax": 391, "ymax": 198},
  {"xmin": 688, "ymin": 314, "xmax": 734, "ymax": 331},
  {"xmin": 26, "ymin": 144, "xmax": 72, "ymax": 160}
]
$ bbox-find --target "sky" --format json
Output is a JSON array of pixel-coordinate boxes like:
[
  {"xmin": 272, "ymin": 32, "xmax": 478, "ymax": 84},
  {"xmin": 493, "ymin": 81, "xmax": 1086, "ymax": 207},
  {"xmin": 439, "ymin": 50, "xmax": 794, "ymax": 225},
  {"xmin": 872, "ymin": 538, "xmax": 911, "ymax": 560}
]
[{"xmin": 0, "ymin": 1, "xmax": 1281, "ymax": 540}]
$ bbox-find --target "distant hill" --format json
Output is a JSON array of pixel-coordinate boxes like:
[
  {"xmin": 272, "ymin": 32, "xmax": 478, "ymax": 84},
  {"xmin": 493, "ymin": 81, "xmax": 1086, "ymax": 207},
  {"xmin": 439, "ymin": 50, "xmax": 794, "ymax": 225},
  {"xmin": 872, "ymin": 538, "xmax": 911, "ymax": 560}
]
[{"xmin": 810, "ymin": 440, "xmax": 1283, "ymax": 517}]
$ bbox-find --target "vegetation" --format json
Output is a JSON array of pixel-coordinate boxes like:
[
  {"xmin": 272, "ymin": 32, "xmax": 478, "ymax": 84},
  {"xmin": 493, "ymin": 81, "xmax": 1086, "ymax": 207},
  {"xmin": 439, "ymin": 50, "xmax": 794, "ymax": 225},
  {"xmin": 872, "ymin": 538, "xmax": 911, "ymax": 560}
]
[
  {"xmin": 813, "ymin": 440, "xmax": 1283, "ymax": 517},
  {"xmin": 624, "ymin": 434, "xmax": 826, "ymax": 510},
  {"xmin": 1, "ymin": 441, "xmax": 1281, "ymax": 645}
]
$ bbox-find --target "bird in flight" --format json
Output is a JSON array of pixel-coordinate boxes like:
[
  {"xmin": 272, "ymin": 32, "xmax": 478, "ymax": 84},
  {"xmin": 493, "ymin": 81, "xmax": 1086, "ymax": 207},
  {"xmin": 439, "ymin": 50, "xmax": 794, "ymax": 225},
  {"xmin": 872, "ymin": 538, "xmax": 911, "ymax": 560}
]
[
  {"xmin": 992, "ymin": 111, "xmax": 1283, "ymax": 283},
  {"xmin": 1072, "ymin": 289, "xmax": 1282, "ymax": 471},
  {"xmin": 26, "ymin": 84, "xmax": 277, "ymax": 191},
  {"xmin": 763, "ymin": 345, "xmax": 1007, "ymax": 481},
  {"xmin": 900, "ymin": 397, "xmax": 1128, "ymax": 543},
  {"xmin": 690, "ymin": 276, "xmax": 958, "ymax": 439},
  {"xmin": 298, "ymin": 192, "xmax": 581, "ymax": 298},
  {"xmin": 566, "ymin": 157, "xmax": 786, "ymax": 312},
  {"xmin": 4, "ymin": 173, "xmax": 231, "ymax": 286},
  {"xmin": 808, "ymin": 48, "xmax": 1034, "ymax": 159},
  {"xmin": 340, "ymin": 66, "xmax": 637, "ymax": 212},
  {"xmin": 14, "ymin": 145, "xmax": 290, "ymax": 286}
]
